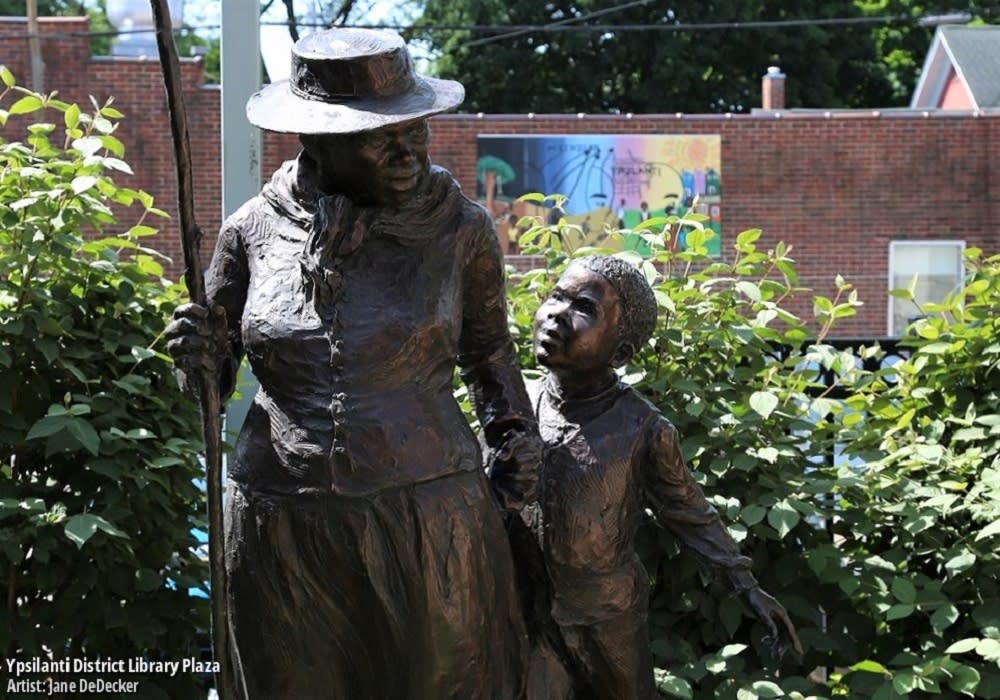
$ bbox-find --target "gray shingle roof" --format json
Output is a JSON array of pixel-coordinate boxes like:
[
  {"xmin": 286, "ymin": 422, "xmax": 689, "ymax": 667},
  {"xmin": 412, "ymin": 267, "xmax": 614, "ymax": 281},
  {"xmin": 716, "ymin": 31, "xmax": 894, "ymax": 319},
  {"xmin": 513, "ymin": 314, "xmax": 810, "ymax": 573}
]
[{"xmin": 940, "ymin": 26, "xmax": 1000, "ymax": 108}]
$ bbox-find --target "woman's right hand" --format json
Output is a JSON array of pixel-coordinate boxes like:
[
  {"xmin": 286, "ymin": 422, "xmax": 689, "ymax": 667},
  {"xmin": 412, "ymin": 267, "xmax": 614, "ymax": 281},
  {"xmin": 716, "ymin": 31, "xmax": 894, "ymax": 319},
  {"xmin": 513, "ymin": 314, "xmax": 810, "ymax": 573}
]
[{"xmin": 165, "ymin": 303, "xmax": 228, "ymax": 398}]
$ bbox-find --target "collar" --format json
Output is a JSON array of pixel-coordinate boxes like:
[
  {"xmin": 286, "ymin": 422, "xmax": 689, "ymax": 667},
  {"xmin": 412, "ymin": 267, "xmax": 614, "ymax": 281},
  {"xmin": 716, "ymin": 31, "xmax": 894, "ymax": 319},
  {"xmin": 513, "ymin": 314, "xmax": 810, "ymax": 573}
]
[{"xmin": 541, "ymin": 373, "xmax": 623, "ymax": 416}]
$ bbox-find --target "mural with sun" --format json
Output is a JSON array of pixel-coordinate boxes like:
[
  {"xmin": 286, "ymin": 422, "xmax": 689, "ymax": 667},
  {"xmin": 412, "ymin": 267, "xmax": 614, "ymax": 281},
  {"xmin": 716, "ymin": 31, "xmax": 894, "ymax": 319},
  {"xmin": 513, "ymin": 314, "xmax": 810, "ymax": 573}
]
[{"xmin": 477, "ymin": 134, "xmax": 722, "ymax": 257}]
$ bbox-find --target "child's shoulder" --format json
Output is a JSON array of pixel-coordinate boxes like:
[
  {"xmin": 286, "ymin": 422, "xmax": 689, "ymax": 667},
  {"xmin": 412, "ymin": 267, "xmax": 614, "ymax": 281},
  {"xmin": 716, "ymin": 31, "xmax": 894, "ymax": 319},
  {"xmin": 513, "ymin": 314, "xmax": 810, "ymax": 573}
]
[{"xmin": 617, "ymin": 383, "xmax": 666, "ymax": 422}]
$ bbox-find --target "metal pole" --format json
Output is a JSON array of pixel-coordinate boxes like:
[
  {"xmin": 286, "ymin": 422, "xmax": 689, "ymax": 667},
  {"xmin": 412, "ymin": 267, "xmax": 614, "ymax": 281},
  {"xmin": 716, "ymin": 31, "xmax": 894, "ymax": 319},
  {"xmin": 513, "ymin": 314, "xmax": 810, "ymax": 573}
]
[
  {"xmin": 26, "ymin": 0, "xmax": 44, "ymax": 92},
  {"xmin": 221, "ymin": 0, "xmax": 261, "ymax": 220}
]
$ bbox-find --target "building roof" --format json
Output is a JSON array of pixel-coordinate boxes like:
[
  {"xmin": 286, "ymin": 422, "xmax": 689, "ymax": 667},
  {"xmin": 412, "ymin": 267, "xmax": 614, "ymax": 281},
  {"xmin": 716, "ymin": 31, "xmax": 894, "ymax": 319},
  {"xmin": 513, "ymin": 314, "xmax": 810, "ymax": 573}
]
[{"xmin": 912, "ymin": 25, "xmax": 1000, "ymax": 109}]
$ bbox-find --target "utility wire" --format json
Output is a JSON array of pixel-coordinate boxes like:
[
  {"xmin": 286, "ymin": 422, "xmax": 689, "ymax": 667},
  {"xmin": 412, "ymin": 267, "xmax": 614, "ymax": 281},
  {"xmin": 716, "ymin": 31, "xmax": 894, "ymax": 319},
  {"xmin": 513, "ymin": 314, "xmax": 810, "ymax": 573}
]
[
  {"xmin": 460, "ymin": 0, "xmax": 653, "ymax": 48},
  {"xmin": 18, "ymin": 10, "xmax": 983, "ymax": 41}
]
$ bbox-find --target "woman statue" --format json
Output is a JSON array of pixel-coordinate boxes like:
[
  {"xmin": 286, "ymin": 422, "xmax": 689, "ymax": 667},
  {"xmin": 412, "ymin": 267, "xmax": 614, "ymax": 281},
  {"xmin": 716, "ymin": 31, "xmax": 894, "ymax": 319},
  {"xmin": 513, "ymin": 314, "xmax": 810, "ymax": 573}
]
[{"xmin": 166, "ymin": 28, "xmax": 541, "ymax": 699}]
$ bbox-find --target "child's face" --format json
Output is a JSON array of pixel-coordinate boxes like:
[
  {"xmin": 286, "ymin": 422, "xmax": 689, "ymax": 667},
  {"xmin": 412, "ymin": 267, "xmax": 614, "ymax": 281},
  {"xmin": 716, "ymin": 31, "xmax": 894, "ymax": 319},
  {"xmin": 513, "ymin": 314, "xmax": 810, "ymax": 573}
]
[{"xmin": 534, "ymin": 265, "xmax": 621, "ymax": 372}]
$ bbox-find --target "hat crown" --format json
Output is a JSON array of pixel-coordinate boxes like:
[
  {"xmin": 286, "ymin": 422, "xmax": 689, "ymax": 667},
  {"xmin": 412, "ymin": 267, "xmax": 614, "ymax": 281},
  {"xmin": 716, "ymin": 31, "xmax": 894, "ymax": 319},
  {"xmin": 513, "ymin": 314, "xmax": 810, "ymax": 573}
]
[{"xmin": 290, "ymin": 29, "xmax": 417, "ymax": 102}]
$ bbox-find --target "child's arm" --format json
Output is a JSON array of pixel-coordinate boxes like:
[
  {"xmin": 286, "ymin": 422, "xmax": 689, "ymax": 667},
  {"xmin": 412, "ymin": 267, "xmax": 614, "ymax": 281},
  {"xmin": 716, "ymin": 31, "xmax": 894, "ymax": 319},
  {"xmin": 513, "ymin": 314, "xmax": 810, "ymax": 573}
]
[
  {"xmin": 643, "ymin": 415, "xmax": 802, "ymax": 657},
  {"xmin": 642, "ymin": 416, "xmax": 759, "ymax": 593}
]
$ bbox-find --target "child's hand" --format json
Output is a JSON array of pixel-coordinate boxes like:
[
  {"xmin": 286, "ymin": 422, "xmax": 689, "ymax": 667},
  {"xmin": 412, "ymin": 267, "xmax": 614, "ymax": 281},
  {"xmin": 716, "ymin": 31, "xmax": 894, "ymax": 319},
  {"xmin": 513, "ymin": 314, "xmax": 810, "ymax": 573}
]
[
  {"xmin": 744, "ymin": 587, "xmax": 803, "ymax": 661},
  {"xmin": 486, "ymin": 429, "xmax": 542, "ymax": 512}
]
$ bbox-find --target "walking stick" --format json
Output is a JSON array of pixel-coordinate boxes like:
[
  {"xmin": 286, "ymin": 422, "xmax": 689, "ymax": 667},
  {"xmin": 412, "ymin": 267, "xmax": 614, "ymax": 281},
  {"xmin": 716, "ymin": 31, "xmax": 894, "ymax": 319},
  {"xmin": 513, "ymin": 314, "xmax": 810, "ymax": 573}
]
[{"xmin": 148, "ymin": 3, "xmax": 234, "ymax": 697}]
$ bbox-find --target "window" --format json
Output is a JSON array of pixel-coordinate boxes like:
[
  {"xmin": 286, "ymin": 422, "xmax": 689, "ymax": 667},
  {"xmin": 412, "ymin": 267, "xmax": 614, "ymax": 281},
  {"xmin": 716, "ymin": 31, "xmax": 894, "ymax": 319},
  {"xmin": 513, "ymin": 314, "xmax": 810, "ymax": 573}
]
[{"xmin": 888, "ymin": 241, "xmax": 965, "ymax": 336}]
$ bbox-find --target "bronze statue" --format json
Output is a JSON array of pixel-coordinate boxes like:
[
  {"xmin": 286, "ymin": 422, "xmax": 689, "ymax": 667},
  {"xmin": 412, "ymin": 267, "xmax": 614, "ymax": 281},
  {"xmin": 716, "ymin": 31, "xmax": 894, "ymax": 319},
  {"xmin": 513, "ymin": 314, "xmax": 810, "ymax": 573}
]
[
  {"xmin": 166, "ymin": 28, "xmax": 541, "ymax": 699},
  {"xmin": 516, "ymin": 256, "xmax": 801, "ymax": 699}
]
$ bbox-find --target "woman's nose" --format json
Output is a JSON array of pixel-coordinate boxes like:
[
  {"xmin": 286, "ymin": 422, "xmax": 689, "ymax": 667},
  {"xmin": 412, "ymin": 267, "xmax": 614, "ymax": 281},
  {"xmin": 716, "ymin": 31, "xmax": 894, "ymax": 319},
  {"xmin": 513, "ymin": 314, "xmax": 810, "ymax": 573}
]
[{"xmin": 388, "ymin": 135, "xmax": 415, "ymax": 161}]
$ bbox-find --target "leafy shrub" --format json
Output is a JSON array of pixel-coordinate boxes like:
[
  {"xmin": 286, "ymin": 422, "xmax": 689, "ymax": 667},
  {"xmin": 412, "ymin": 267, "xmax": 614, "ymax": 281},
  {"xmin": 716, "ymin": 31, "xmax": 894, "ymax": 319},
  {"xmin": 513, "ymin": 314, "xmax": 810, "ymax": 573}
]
[
  {"xmin": 0, "ymin": 72, "xmax": 208, "ymax": 696},
  {"xmin": 500, "ymin": 199, "xmax": 999, "ymax": 698}
]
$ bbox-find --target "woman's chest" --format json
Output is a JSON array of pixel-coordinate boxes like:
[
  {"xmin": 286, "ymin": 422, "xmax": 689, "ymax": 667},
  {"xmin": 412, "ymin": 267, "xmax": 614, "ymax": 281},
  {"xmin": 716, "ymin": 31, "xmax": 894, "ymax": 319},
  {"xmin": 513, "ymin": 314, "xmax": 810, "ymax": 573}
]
[{"xmin": 240, "ymin": 221, "xmax": 463, "ymax": 367}]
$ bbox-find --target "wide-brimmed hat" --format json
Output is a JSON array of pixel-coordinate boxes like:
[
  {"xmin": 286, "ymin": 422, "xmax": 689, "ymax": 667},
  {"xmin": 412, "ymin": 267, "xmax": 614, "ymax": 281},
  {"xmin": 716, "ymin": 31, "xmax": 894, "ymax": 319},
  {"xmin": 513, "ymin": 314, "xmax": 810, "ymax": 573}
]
[{"xmin": 246, "ymin": 28, "xmax": 465, "ymax": 134}]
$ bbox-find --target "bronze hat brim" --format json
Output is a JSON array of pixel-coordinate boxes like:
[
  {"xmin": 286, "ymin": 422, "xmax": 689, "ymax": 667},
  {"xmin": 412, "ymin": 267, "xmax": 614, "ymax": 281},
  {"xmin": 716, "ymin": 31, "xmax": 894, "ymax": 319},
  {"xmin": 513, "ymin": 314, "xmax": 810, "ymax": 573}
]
[{"xmin": 245, "ymin": 75, "xmax": 465, "ymax": 134}]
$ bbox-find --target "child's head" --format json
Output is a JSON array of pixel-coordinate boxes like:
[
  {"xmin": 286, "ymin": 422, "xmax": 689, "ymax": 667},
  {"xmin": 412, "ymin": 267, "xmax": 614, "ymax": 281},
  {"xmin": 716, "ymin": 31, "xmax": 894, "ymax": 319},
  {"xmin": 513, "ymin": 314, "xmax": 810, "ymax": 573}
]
[{"xmin": 533, "ymin": 256, "xmax": 657, "ymax": 373}]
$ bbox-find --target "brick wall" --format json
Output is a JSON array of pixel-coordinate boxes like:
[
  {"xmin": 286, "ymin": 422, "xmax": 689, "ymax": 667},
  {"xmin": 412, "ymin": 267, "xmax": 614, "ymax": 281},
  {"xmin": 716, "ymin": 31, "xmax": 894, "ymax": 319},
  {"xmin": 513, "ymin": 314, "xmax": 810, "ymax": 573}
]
[{"xmin": 3, "ymin": 17, "xmax": 997, "ymax": 337}]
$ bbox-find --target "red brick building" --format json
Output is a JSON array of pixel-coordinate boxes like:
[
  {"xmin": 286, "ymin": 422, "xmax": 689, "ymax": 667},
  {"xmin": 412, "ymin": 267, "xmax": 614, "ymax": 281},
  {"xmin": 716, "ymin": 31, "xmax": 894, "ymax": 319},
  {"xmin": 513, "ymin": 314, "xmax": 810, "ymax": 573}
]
[{"xmin": 2, "ymin": 17, "xmax": 997, "ymax": 337}]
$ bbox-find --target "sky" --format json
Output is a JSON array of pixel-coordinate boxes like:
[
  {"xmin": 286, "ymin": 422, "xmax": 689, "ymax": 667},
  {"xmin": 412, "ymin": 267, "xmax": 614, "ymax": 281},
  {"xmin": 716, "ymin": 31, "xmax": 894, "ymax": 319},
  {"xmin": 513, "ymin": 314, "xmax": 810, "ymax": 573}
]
[
  {"xmin": 180, "ymin": 0, "xmax": 424, "ymax": 80},
  {"xmin": 99, "ymin": 0, "xmax": 430, "ymax": 79}
]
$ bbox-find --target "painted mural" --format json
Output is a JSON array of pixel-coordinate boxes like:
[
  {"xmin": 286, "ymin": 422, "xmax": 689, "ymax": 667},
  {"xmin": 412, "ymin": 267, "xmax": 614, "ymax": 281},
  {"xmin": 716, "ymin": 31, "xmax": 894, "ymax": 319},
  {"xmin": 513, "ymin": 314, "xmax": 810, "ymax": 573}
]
[{"xmin": 477, "ymin": 134, "xmax": 722, "ymax": 257}]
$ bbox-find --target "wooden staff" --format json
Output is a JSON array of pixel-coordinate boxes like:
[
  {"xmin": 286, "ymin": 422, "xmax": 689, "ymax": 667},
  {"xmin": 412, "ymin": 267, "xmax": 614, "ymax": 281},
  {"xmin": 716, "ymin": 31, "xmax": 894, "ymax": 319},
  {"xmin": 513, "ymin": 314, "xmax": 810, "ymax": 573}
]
[{"xmin": 148, "ymin": 2, "xmax": 233, "ymax": 697}]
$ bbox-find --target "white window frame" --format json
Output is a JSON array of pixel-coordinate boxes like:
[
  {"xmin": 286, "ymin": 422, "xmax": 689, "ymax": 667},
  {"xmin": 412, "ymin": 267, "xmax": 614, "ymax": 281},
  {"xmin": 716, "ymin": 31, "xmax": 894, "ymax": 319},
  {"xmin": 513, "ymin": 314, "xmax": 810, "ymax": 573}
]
[{"xmin": 887, "ymin": 240, "xmax": 965, "ymax": 336}]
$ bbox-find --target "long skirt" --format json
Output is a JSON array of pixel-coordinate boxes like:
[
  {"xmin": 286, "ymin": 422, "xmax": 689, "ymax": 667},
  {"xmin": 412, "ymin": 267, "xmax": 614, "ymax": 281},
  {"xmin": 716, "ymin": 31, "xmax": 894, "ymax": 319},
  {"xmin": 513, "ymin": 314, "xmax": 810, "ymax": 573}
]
[{"xmin": 224, "ymin": 471, "xmax": 528, "ymax": 700}]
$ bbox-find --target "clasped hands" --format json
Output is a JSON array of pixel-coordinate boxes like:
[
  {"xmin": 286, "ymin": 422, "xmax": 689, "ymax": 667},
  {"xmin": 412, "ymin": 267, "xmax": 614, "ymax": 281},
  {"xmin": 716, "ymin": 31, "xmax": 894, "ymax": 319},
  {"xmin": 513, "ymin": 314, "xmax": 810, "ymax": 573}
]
[{"xmin": 487, "ymin": 429, "xmax": 543, "ymax": 513}]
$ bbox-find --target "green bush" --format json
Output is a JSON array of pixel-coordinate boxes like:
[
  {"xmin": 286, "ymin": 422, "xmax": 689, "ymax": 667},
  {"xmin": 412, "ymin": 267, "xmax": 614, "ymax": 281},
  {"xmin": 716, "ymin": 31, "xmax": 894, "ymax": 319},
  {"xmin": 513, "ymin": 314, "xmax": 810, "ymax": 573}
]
[
  {"xmin": 501, "ymin": 198, "xmax": 999, "ymax": 699},
  {"xmin": 0, "ymin": 72, "xmax": 208, "ymax": 696}
]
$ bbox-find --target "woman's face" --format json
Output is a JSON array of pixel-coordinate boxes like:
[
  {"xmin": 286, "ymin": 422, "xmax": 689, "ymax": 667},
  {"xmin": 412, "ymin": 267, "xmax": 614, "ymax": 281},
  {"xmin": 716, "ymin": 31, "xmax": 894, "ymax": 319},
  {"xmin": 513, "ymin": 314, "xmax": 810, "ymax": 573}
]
[{"xmin": 300, "ymin": 120, "xmax": 431, "ymax": 207}]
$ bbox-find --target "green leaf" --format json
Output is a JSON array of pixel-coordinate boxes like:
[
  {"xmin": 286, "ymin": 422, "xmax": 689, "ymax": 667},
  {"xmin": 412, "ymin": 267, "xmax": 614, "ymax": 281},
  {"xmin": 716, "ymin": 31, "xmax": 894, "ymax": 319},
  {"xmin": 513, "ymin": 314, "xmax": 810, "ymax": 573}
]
[
  {"xmin": 518, "ymin": 192, "xmax": 547, "ymax": 204},
  {"xmin": 72, "ymin": 135, "xmax": 103, "ymax": 157},
  {"xmin": 64, "ymin": 513, "xmax": 127, "ymax": 549},
  {"xmin": 891, "ymin": 577, "xmax": 916, "ymax": 604},
  {"xmin": 945, "ymin": 550, "xmax": 977, "ymax": 575},
  {"xmin": 948, "ymin": 664, "xmax": 981, "ymax": 697},
  {"xmin": 9, "ymin": 95, "xmax": 43, "ymax": 115},
  {"xmin": 751, "ymin": 680, "xmax": 785, "ymax": 698},
  {"xmin": 130, "ymin": 346, "xmax": 157, "ymax": 362},
  {"xmin": 954, "ymin": 426, "xmax": 986, "ymax": 441},
  {"xmin": 767, "ymin": 500, "xmax": 800, "ymax": 538},
  {"xmin": 0, "ymin": 65, "xmax": 15, "ymax": 87},
  {"xmin": 851, "ymin": 660, "xmax": 890, "ymax": 675},
  {"xmin": 719, "ymin": 644, "xmax": 747, "ymax": 658},
  {"xmin": 64, "ymin": 102, "xmax": 80, "ymax": 130},
  {"xmin": 886, "ymin": 603, "xmax": 914, "ymax": 620},
  {"xmin": 64, "ymin": 417, "xmax": 100, "ymax": 455},
  {"xmin": 920, "ymin": 342, "xmax": 951, "ymax": 354},
  {"xmin": 749, "ymin": 391, "xmax": 779, "ymax": 419},
  {"xmin": 931, "ymin": 603, "xmax": 959, "ymax": 633},
  {"xmin": 946, "ymin": 638, "xmax": 980, "ymax": 654},
  {"xmin": 976, "ymin": 639, "xmax": 1000, "ymax": 661},
  {"xmin": 63, "ymin": 515, "xmax": 99, "ymax": 548},
  {"xmin": 741, "ymin": 504, "xmax": 767, "ymax": 526},
  {"xmin": 0, "ymin": 498, "xmax": 45, "ymax": 514},
  {"xmin": 100, "ymin": 105, "xmax": 124, "ymax": 119},
  {"xmin": 25, "ymin": 415, "xmax": 69, "ymax": 440},
  {"xmin": 736, "ymin": 281, "xmax": 762, "ymax": 302},
  {"xmin": 71, "ymin": 175, "xmax": 98, "ymax": 194},
  {"xmin": 756, "ymin": 446, "xmax": 778, "ymax": 464},
  {"xmin": 893, "ymin": 670, "xmax": 916, "ymax": 694},
  {"xmin": 976, "ymin": 519, "xmax": 1000, "ymax": 541},
  {"xmin": 656, "ymin": 672, "xmax": 693, "ymax": 699},
  {"xmin": 736, "ymin": 228, "xmax": 762, "ymax": 247},
  {"xmin": 127, "ymin": 224, "xmax": 157, "ymax": 238}
]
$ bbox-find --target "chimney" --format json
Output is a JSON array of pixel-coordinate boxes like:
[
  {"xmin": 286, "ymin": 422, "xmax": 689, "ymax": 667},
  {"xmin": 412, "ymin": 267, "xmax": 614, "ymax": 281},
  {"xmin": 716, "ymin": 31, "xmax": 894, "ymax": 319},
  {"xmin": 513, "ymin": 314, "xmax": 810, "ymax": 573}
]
[{"xmin": 762, "ymin": 66, "xmax": 785, "ymax": 110}]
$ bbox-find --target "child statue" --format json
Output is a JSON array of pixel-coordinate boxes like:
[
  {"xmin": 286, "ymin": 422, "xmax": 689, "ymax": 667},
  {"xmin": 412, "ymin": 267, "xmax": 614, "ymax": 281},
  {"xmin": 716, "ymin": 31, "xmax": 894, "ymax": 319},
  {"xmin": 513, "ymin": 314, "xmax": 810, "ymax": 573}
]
[{"xmin": 516, "ymin": 255, "xmax": 801, "ymax": 699}]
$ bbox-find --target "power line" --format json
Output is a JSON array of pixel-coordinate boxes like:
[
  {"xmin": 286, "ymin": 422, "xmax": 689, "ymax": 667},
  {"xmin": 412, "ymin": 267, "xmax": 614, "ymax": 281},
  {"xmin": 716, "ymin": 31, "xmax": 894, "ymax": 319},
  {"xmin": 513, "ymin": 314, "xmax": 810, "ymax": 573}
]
[
  {"xmin": 459, "ymin": 0, "xmax": 654, "ymax": 49},
  {"xmin": 18, "ymin": 10, "xmax": 985, "ymax": 42}
]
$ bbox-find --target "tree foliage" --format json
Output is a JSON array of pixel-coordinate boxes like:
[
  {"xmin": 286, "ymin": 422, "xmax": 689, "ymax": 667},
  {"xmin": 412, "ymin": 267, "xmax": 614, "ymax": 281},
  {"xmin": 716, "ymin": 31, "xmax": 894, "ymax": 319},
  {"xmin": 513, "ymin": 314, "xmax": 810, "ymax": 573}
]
[
  {"xmin": 0, "ymin": 73, "xmax": 209, "ymax": 695},
  {"xmin": 411, "ymin": 0, "xmax": 998, "ymax": 113},
  {"xmin": 497, "ymin": 201, "xmax": 1000, "ymax": 697}
]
